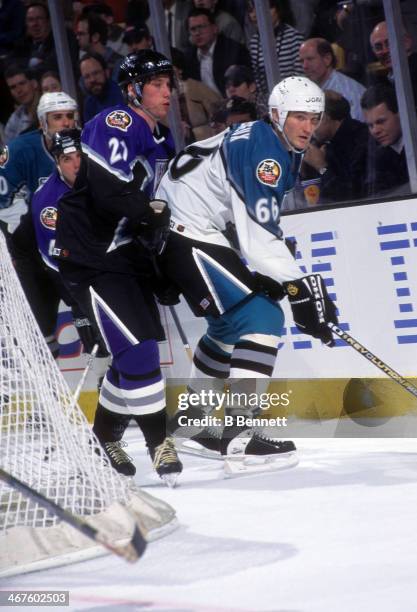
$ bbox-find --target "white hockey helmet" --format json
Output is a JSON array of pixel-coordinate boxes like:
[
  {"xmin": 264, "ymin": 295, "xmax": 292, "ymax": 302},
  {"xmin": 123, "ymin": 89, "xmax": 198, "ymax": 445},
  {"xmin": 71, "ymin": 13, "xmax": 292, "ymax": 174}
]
[
  {"xmin": 37, "ymin": 91, "xmax": 79, "ymax": 136},
  {"xmin": 268, "ymin": 76, "xmax": 324, "ymax": 132}
]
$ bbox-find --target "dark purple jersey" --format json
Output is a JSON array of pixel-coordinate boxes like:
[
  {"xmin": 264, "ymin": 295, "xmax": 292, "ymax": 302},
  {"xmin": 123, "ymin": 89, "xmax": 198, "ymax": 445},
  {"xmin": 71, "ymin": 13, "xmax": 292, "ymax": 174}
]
[{"xmin": 54, "ymin": 103, "xmax": 175, "ymax": 272}]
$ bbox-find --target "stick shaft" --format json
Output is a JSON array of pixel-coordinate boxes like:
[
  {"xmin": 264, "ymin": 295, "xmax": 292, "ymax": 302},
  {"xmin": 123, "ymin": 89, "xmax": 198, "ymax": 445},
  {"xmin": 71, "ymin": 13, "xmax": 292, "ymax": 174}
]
[
  {"xmin": 169, "ymin": 306, "xmax": 193, "ymax": 362},
  {"xmin": 328, "ymin": 323, "xmax": 417, "ymax": 399}
]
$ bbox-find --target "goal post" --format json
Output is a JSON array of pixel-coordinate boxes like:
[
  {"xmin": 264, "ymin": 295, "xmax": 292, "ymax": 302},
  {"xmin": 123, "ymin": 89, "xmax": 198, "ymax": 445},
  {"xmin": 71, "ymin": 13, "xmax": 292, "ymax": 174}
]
[{"xmin": 0, "ymin": 232, "xmax": 177, "ymax": 577}]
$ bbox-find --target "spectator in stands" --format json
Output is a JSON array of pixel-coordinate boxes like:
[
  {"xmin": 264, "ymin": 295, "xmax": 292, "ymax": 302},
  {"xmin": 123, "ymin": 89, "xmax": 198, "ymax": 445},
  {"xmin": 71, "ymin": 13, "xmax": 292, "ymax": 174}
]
[
  {"xmin": 123, "ymin": 24, "xmax": 153, "ymax": 53},
  {"xmin": 370, "ymin": 20, "xmax": 417, "ymax": 110},
  {"xmin": 224, "ymin": 95, "xmax": 258, "ymax": 126},
  {"xmin": 185, "ymin": 8, "xmax": 251, "ymax": 97},
  {"xmin": 7, "ymin": 3, "xmax": 79, "ymax": 78},
  {"xmin": 83, "ymin": 3, "xmax": 129, "ymax": 57},
  {"xmin": 4, "ymin": 65, "xmax": 40, "ymax": 143},
  {"xmin": 300, "ymin": 37, "xmax": 365, "ymax": 121},
  {"xmin": 302, "ymin": 90, "xmax": 369, "ymax": 203},
  {"xmin": 40, "ymin": 70, "xmax": 61, "ymax": 94},
  {"xmin": 248, "ymin": 0, "xmax": 304, "ymax": 109},
  {"xmin": 361, "ymin": 82, "xmax": 409, "ymax": 196},
  {"xmin": 224, "ymin": 64, "xmax": 267, "ymax": 117},
  {"xmin": 192, "ymin": 0, "xmax": 245, "ymax": 44},
  {"xmin": 75, "ymin": 14, "xmax": 123, "ymax": 80},
  {"xmin": 171, "ymin": 47, "xmax": 222, "ymax": 142},
  {"xmin": 161, "ymin": 0, "xmax": 192, "ymax": 54},
  {"xmin": 224, "ymin": 64, "xmax": 256, "ymax": 101},
  {"xmin": 209, "ymin": 95, "xmax": 257, "ymax": 134},
  {"xmin": 79, "ymin": 53, "xmax": 124, "ymax": 122}
]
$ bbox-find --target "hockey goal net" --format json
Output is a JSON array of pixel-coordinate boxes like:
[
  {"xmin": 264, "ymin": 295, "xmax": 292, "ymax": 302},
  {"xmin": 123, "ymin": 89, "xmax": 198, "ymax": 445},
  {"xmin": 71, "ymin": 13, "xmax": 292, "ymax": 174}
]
[{"xmin": 0, "ymin": 232, "xmax": 176, "ymax": 577}]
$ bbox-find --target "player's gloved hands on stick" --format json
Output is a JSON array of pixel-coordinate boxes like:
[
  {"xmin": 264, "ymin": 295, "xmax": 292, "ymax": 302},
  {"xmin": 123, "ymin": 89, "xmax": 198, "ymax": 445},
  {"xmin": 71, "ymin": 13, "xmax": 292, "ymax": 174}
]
[
  {"xmin": 283, "ymin": 274, "xmax": 338, "ymax": 346},
  {"xmin": 136, "ymin": 199, "xmax": 171, "ymax": 256}
]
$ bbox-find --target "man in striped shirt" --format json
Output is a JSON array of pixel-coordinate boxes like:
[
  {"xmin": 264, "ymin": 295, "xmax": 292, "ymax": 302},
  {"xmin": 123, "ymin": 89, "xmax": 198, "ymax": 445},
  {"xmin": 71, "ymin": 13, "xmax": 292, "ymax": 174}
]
[{"xmin": 248, "ymin": 0, "xmax": 304, "ymax": 108}]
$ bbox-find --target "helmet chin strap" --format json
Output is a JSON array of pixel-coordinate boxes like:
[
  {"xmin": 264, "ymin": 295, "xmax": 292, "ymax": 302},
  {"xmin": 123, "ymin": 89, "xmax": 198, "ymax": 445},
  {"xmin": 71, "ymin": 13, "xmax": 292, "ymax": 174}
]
[{"xmin": 128, "ymin": 82, "xmax": 161, "ymax": 130}]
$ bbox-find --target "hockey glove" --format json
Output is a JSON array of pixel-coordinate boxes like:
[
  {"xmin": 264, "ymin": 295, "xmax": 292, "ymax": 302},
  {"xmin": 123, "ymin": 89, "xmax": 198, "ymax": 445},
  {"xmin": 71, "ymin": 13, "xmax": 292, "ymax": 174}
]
[
  {"xmin": 283, "ymin": 274, "xmax": 338, "ymax": 346},
  {"xmin": 253, "ymin": 272, "xmax": 285, "ymax": 301},
  {"xmin": 73, "ymin": 316, "xmax": 109, "ymax": 356},
  {"xmin": 136, "ymin": 199, "xmax": 171, "ymax": 256}
]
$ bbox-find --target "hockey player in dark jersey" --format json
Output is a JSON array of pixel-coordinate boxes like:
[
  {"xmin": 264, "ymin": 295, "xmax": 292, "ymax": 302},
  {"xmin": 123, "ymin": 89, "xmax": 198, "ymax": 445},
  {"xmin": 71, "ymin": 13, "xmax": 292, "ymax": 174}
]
[
  {"xmin": 157, "ymin": 76, "xmax": 339, "ymax": 474},
  {"xmin": 0, "ymin": 92, "xmax": 79, "ymax": 357},
  {"xmin": 12, "ymin": 128, "xmax": 108, "ymax": 369},
  {"xmin": 55, "ymin": 50, "xmax": 183, "ymax": 485}
]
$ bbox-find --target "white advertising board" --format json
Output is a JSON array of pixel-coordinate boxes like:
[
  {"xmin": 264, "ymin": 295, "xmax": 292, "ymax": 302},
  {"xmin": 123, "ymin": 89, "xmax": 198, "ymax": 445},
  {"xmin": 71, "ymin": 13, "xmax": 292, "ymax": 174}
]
[{"xmin": 58, "ymin": 197, "xmax": 417, "ymax": 390}]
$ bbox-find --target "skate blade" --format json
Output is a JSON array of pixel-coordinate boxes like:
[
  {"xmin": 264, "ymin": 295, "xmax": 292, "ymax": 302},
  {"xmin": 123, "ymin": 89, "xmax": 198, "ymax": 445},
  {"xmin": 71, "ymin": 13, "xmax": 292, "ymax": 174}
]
[
  {"xmin": 223, "ymin": 452, "xmax": 299, "ymax": 477},
  {"xmin": 176, "ymin": 439, "xmax": 223, "ymax": 461},
  {"xmin": 160, "ymin": 473, "xmax": 180, "ymax": 488}
]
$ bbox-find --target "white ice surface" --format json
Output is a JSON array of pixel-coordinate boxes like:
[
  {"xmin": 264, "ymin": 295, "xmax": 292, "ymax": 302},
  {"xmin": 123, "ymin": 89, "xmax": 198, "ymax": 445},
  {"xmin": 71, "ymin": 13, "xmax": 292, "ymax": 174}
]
[{"xmin": 3, "ymin": 432, "xmax": 417, "ymax": 612}]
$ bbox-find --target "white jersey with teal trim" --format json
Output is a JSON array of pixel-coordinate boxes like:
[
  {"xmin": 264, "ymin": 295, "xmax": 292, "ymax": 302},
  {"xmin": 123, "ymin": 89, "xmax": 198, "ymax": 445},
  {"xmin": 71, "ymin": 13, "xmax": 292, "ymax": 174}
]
[{"xmin": 157, "ymin": 120, "xmax": 304, "ymax": 284}]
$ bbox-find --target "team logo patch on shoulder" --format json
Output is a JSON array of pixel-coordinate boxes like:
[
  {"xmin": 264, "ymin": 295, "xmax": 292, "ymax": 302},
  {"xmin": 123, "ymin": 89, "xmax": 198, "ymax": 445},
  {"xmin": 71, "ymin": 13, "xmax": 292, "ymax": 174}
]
[
  {"xmin": 105, "ymin": 110, "xmax": 132, "ymax": 132},
  {"xmin": 40, "ymin": 206, "xmax": 58, "ymax": 230},
  {"xmin": 0, "ymin": 145, "xmax": 9, "ymax": 168},
  {"xmin": 256, "ymin": 159, "xmax": 281, "ymax": 186}
]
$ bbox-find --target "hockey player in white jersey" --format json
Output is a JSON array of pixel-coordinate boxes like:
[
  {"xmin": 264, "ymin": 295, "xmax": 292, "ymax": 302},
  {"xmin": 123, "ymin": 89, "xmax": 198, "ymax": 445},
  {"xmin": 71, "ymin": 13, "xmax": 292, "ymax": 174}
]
[{"xmin": 157, "ymin": 76, "xmax": 339, "ymax": 474}]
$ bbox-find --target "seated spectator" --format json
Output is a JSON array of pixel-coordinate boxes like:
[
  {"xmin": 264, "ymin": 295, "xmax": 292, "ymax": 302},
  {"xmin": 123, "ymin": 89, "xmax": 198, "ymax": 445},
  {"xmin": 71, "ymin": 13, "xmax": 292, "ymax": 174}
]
[
  {"xmin": 83, "ymin": 3, "xmax": 129, "ymax": 57},
  {"xmin": 224, "ymin": 64, "xmax": 267, "ymax": 117},
  {"xmin": 75, "ymin": 13, "xmax": 123, "ymax": 80},
  {"xmin": 361, "ymin": 82, "xmax": 409, "ymax": 196},
  {"xmin": 40, "ymin": 70, "xmax": 61, "ymax": 94},
  {"xmin": 209, "ymin": 95, "xmax": 257, "ymax": 134},
  {"xmin": 171, "ymin": 47, "xmax": 222, "ymax": 142},
  {"xmin": 79, "ymin": 53, "xmax": 124, "ymax": 122},
  {"xmin": 185, "ymin": 8, "xmax": 251, "ymax": 97},
  {"xmin": 123, "ymin": 24, "xmax": 153, "ymax": 53},
  {"xmin": 300, "ymin": 37, "xmax": 366, "ymax": 121},
  {"xmin": 4, "ymin": 65, "xmax": 40, "ymax": 143},
  {"xmin": 370, "ymin": 20, "xmax": 417, "ymax": 111},
  {"xmin": 302, "ymin": 90, "xmax": 369, "ymax": 203},
  {"xmin": 248, "ymin": 0, "xmax": 304, "ymax": 108},
  {"xmin": 7, "ymin": 2, "xmax": 79, "ymax": 78},
  {"xmin": 192, "ymin": 0, "xmax": 245, "ymax": 44},
  {"xmin": 224, "ymin": 95, "xmax": 257, "ymax": 126}
]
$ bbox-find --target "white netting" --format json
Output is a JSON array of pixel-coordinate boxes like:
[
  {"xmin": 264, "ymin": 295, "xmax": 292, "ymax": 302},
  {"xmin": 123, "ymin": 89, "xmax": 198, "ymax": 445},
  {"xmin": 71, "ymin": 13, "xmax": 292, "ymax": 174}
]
[{"xmin": 0, "ymin": 232, "xmax": 176, "ymax": 576}]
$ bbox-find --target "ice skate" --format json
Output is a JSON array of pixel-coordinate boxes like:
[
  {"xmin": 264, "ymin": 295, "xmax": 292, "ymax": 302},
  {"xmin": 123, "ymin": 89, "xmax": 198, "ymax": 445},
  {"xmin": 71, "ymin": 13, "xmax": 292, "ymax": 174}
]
[
  {"xmin": 221, "ymin": 425, "xmax": 298, "ymax": 476},
  {"xmin": 168, "ymin": 405, "xmax": 224, "ymax": 460},
  {"xmin": 150, "ymin": 437, "xmax": 183, "ymax": 487},
  {"xmin": 102, "ymin": 440, "xmax": 136, "ymax": 476},
  {"xmin": 177, "ymin": 425, "xmax": 223, "ymax": 460}
]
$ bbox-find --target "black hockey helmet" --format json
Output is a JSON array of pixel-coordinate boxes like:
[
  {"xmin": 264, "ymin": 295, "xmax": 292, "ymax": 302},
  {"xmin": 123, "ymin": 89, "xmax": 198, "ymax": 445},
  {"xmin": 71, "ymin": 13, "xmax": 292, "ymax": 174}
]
[
  {"xmin": 50, "ymin": 128, "xmax": 82, "ymax": 159},
  {"xmin": 117, "ymin": 50, "xmax": 174, "ymax": 104}
]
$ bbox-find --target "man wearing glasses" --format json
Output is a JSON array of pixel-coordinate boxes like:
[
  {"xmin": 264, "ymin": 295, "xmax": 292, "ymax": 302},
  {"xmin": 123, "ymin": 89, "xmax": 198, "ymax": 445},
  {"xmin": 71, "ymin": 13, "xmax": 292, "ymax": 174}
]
[{"xmin": 185, "ymin": 8, "xmax": 251, "ymax": 96}]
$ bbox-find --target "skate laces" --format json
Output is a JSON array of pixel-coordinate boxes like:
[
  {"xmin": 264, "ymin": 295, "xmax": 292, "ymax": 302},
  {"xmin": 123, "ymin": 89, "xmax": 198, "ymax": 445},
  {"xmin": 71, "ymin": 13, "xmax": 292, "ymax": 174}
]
[
  {"xmin": 152, "ymin": 437, "xmax": 178, "ymax": 468},
  {"xmin": 104, "ymin": 440, "xmax": 133, "ymax": 464}
]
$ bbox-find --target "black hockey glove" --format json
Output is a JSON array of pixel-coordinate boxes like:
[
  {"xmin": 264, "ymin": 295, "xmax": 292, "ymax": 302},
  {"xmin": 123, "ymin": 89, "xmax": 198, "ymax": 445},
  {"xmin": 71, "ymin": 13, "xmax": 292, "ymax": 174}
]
[
  {"xmin": 253, "ymin": 272, "xmax": 285, "ymax": 301},
  {"xmin": 73, "ymin": 315, "xmax": 109, "ymax": 357},
  {"xmin": 153, "ymin": 280, "xmax": 181, "ymax": 306},
  {"xmin": 136, "ymin": 199, "xmax": 171, "ymax": 256},
  {"xmin": 283, "ymin": 274, "xmax": 338, "ymax": 346}
]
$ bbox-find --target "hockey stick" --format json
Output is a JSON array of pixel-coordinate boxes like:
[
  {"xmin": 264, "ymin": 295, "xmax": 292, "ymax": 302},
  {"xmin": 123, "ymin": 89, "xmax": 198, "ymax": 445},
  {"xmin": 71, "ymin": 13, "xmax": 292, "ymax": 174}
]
[
  {"xmin": 328, "ymin": 322, "xmax": 417, "ymax": 399},
  {"xmin": 169, "ymin": 305, "xmax": 193, "ymax": 362},
  {"xmin": 72, "ymin": 343, "xmax": 99, "ymax": 406},
  {"xmin": 0, "ymin": 468, "xmax": 147, "ymax": 562}
]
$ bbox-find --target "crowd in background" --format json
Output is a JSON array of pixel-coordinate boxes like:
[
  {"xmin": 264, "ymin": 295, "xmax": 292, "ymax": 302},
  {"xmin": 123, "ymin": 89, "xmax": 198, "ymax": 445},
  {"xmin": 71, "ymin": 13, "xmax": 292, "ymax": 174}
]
[{"xmin": 1, "ymin": 0, "xmax": 417, "ymax": 209}]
